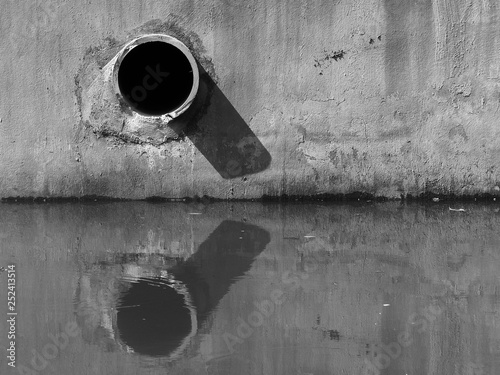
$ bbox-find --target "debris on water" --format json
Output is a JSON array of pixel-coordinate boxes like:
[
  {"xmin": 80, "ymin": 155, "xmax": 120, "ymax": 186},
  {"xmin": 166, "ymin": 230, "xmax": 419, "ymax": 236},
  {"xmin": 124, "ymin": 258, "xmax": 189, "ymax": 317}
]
[
  {"xmin": 313, "ymin": 327, "xmax": 341, "ymax": 341},
  {"xmin": 449, "ymin": 207, "xmax": 466, "ymax": 212},
  {"xmin": 326, "ymin": 329, "xmax": 341, "ymax": 341}
]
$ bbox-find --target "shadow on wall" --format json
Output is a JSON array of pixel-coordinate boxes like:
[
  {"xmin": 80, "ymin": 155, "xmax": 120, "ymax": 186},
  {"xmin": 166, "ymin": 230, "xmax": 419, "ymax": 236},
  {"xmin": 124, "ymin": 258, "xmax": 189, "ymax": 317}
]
[
  {"xmin": 77, "ymin": 19, "xmax": 271, "ymax": 182},
  {"xmin": 174, "ymin": 65, "xmax": 272, "ymax": 179}
]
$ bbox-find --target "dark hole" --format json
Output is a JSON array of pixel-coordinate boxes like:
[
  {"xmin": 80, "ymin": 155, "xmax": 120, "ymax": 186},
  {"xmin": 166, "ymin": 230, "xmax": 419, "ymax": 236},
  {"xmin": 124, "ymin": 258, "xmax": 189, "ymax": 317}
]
[
  {"xmin": 118, "ymin": 41, "xmax": 194, "ymax": 116},
  {"xmin": 116, "ymin": 278, "xmax": 193, "ymax": 357}
]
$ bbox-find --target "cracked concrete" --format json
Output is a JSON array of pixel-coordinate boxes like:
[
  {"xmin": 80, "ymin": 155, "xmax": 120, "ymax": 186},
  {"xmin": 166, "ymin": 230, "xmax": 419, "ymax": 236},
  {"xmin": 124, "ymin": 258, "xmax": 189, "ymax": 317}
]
[{"xmin": 1, "ymin": 0, "xmax": 500, "ymax": 199}]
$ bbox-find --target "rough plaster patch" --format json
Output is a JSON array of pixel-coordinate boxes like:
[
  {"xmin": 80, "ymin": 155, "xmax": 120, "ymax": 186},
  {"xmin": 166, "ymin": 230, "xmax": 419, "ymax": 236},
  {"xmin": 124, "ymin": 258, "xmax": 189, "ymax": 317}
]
[
  {"xmin": 79, "ymin": 42, "xmax": 186, "ymax": 146},
  {"xmin": 75, "ymin": 17, "xmax": 215, "ymax": 147}
]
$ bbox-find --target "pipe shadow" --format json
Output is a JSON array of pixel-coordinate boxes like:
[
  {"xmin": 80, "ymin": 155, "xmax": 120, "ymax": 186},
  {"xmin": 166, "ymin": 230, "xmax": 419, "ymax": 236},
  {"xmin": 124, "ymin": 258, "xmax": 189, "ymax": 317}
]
[
  {"xmin": 74, "ymin": 219, "xmax": 270, "ymax": 359},
  {"xmin": 171, "ymin": 65, "xmax": 272, "ymax": 179},
  {"xmin": 116, "ymin": 220, "xmax": 270, "ymax": 357}
]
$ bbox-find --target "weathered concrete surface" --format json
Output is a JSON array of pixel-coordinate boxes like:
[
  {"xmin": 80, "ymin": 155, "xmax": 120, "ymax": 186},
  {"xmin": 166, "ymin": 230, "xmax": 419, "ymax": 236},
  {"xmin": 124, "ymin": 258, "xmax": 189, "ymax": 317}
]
[{"xmin": 1, "ymin": 0, "xmax": 500, "ymax": 199}]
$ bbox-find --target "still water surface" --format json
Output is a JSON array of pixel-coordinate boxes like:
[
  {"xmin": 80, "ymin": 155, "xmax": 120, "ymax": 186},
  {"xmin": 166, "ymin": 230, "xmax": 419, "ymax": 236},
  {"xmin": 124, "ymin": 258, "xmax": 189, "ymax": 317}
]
[{"xmin": 0, "ymin": 202, "xmax": 499, "ymax": 374}]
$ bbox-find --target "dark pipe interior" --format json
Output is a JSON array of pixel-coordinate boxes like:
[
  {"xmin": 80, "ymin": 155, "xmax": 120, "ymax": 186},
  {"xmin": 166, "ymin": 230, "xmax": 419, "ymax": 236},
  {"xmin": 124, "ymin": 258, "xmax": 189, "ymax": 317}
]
[
  {"xmin": 107, "ymin": 221, "xmax": 271, "ymax": 358},
  {"xmin": 116, "ymin": 278, "xmax": 192, "ymax": 357},
  {"xmin": 118, "ymin": 41, "xmax": 194, "ymax": 116}
]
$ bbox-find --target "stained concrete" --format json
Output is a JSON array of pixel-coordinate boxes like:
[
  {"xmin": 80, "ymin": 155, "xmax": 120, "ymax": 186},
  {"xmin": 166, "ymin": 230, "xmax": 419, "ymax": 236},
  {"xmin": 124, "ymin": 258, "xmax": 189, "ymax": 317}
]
[{"xmin": 1, "ymin": 0, "xmax": 500, "ymax": 199}]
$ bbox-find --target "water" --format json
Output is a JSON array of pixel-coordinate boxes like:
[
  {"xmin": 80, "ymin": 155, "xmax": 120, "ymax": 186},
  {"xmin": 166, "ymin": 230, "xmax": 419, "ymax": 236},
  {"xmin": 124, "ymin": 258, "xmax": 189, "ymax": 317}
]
[{"xmin": 0, "ymin": 202, "xmax": 499, "ymax": 374}]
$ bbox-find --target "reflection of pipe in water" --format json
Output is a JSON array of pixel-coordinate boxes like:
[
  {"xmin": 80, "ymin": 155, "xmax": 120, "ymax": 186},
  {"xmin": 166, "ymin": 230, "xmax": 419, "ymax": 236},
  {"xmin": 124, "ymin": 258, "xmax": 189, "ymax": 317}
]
[
  {"xmin": 115, "ymin": 273, "xmax": 198, "ymax": 358},
  {"xmin": 74, "ymin": 220, "xmax": 270, "ymax": 360}
]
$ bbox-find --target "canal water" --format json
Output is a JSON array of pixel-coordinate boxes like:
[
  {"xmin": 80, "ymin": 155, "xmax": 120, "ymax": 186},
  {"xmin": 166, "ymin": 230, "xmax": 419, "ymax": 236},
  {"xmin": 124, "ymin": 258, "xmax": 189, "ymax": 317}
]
[{"xmin": 0, "ymin": 202, "xmax": 499, "ymax": 374}]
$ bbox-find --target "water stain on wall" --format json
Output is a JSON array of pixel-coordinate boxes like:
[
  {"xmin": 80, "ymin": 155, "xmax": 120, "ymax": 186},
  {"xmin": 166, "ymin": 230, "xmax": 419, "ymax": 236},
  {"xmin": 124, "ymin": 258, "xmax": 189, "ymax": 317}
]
[{"xmin": 383, "ymin": 0, "xmax": 434, "ymax": 95}]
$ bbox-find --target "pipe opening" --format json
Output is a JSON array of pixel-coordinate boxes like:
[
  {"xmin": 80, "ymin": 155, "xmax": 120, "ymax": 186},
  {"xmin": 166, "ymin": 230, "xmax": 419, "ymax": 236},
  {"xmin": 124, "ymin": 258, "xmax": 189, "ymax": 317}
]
[
  {"xmin": 115, "ymin": 37, "xmax": 198, "ymax": 117},
  {"xmin": 116, "ymin": 278, "xmax": 194, "ymax": 357}
]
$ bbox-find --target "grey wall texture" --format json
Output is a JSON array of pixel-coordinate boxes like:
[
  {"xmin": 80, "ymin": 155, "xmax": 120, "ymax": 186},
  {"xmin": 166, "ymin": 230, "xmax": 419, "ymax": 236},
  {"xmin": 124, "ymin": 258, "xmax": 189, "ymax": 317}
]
[{"xmin": 1, "ymin": 0, "xmax": 500, "ymax": 199}]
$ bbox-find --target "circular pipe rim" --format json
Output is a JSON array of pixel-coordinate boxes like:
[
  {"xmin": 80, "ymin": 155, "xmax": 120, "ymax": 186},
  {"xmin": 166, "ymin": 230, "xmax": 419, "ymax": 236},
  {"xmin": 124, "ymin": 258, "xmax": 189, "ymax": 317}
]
[{"xmin": 112, "ymin": 34, "xmax": 199, "ymax": 119}]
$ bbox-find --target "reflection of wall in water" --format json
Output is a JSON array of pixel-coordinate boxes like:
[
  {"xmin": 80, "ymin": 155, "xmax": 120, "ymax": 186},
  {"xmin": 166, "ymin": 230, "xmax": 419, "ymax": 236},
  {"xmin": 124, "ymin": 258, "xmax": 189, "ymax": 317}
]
[
  {"xmin": 1, "ymin": 203, "xmax": 499, "ymax": 374},
  {"xmin": 204, "ymin": 204, "xmax": 500, "ymax": 374}
]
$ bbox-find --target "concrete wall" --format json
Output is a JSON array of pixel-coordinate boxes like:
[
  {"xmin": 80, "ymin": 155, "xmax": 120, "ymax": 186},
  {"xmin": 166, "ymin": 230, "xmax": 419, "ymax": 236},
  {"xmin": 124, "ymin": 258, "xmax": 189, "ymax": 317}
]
[{"xmin": 1, "ymin": 0, "xmax": 500, "ymax": 199}]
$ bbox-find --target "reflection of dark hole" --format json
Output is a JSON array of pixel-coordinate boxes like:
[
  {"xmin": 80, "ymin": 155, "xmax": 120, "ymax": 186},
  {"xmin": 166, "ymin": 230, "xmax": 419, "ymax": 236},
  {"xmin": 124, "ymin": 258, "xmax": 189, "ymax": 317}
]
[
  {"xmin": 117, "ymin": 278, "xmax": 192, "ymax": 357},
  {"xmin": 118, "ymin": 41, "xmax": 194, "ymax": 116}
]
